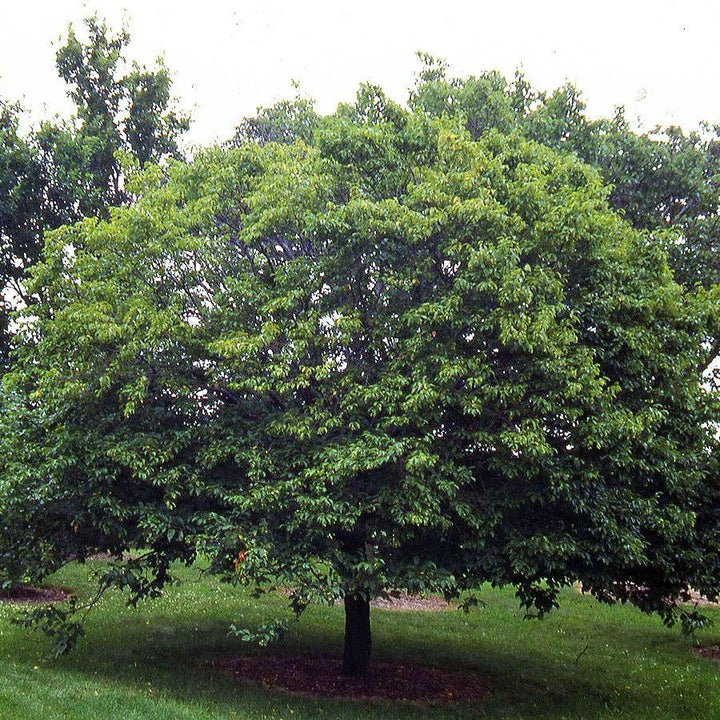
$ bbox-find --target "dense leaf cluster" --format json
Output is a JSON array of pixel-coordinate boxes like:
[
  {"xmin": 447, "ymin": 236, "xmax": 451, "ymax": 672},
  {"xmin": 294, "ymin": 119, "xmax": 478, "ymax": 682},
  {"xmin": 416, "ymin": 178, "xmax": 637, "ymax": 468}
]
[
  {"xmin": 2, "ymin": 91, "xmax": 717, "ymax": 655},
  {"xmin": 409, "ymin": 55, "xmax": 720, "ymax": 290}
]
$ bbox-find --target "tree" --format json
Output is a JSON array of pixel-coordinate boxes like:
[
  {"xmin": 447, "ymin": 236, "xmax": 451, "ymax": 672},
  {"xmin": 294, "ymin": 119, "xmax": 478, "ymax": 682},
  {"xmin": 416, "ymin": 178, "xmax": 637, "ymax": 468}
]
[
  {"xmin": 0, "ymin": 102, "xmax": 45, "ymax": 365},
  {"xmin": 232, "ymin": 92, "xmax": 318, "ymax": 147},
  {"xmin": 54, "ymin": 15, "xmax": 189, "ymax": 208},
  {"xmin": 1, "ymin": 91, "xmax": 718, "ymax": 676},
  {"xmin": 0, "ymin": 16, "xmax": 188, "ymax": 370},
  {"xmin": 409, "ymin": 56, "xmax": 720, "ymax": 295}
]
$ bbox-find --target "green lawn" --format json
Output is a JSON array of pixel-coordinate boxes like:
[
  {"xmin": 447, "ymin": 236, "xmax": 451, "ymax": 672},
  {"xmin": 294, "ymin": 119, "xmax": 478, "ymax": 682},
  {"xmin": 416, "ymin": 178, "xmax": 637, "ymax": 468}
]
[{"xmin": 0, "ymin": 560, "xmax": 718, "ymax": 719}]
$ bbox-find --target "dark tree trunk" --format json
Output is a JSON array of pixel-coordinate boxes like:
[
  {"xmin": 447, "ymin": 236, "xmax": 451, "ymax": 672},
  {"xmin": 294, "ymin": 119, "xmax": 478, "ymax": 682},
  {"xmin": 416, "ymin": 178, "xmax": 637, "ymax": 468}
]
[{"xmin": 342, "ymin": 594, "xmax": 371, "ymax": 676}]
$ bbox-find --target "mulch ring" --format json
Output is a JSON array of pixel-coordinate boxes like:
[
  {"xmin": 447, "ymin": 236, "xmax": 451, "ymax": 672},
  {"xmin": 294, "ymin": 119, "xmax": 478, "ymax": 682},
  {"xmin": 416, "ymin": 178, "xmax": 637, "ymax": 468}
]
[
  {"xmin": 694, "ymin": 646, "xmax": 720, "ymax": 663},
  {"xmin": 574, "ymin": 583, "xmax": 720, "ymax": 609},
  {"xmin": 365, "ymin": 592, "xmax": 451, "ymax": 611},
  {"xmin": 279, "ymin": 589, "xmax": 452, "ymax": 612},
  {"xmin": 0, "ymin": 584, "xmax": 72, "ymax": 604},
  {"xmin": 682, "ymin": 589, "xmax": 720, "ymax": 608},
  {"xmin": 215, "ymin": 654, "xmax": 488, "ymax": 703}
]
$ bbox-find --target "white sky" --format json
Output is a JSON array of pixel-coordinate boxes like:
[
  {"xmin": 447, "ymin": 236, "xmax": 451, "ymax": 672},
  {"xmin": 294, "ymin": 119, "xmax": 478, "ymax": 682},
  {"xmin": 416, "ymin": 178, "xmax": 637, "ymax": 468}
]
[{"xmin": 0, "ymin": 0, "xmax": 719, "ymax": 148}]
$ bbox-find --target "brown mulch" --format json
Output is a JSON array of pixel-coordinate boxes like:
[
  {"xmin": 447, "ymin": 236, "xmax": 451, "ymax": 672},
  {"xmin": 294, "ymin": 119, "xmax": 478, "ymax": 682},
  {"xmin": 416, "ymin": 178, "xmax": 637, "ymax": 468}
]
[
  {"xmin": 365, "ymin": 592, "xmax": 451, "ymax": 612},
  {"xmin": 682, "ymin": 589, "xmax": 720, "ymax": 608},
  {"xmin": 86, "ymin": 552, "xmax": 118, "ymax": 561},
  {"xmin": 693, "ymin": 645, "xmax": 720, "ymax": 662},
  {"xmin": 279, "ymin": 589, "xmax": 452, "ymax": 612},
  {"xmin": 216, "ymin": 654, "xmax": 488, "ymax": 703},
  {"xmin": 574, "ymin": 583, "xmax": 720, "ymax": 609},
  {"xmin": 0, "ymin": 584, "xmax": 72, "ymax": 604}
]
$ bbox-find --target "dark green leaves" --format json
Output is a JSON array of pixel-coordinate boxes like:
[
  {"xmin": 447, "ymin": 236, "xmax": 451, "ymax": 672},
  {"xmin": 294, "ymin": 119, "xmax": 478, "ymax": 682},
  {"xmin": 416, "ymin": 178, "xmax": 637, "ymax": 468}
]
[{"xmin": 2, "ymin": 92, "xmax": 717, "ymax": 651}]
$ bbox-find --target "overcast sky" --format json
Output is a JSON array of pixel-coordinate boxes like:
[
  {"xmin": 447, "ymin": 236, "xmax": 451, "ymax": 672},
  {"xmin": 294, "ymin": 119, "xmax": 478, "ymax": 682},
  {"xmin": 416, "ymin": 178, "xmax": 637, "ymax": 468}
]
[{"xmin": 1, "ymin": 1, "xmax": 718, "ymax": 147}]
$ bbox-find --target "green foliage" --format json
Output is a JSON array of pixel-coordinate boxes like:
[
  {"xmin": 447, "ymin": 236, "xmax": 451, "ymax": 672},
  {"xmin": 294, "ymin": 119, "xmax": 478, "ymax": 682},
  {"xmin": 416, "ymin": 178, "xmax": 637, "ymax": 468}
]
[
  {"xmin": 409, "ymin": 54, "xmax": 720, "ymax": 295},
  {"xmin": 2, "ymin": 93, "xmax": 717, "ymax": 658},
  {"xmin": 13, "ymin": 601, "xmax": 86, "ymax": 659},
  {"xmin": 56, "ymin": 15, "xmax": 188, "ymax": 203},
  {"xmin": 0, "ymin": 15, "xmax": 188, "ymax": 369},
  {"xmin": 233, "ymin": 91, "xmax": 318, "ymax": 147},
  {"xmin": 0, "ymin": 102, "xmax": 44, "ymax": 365}
]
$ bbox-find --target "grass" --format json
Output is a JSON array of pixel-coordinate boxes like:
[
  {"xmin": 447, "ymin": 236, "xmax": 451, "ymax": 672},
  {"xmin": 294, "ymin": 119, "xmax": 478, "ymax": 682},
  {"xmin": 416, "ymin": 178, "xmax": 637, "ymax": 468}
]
[{"xmin": 0, "ymin": 560, "xmax": 719, "ymax": 719}]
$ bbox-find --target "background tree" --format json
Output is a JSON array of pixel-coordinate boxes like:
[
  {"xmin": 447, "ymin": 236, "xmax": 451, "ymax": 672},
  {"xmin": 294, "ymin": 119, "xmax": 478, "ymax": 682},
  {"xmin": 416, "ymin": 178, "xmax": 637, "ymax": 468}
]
[
  {"xmin": 232, "ymin": 91, "xmax": 318, "ymax": 147},
  {"xmin": 0, "ymin": 15, "xmax": 188, "ymax": 369},
  {"xmin": 409, "ymin": 55, "xmax": 720, "ymax": 295},
  {"xmin": 2, "ymin": 92, "xmax": 717, "ymax": 675},
  {"xmin": 55, "ymin": 15, "xmax": 189, "ymax": 210},
  {"xmin": 0, "ymin": 102, "xmax": 45, "ymax": 364}
]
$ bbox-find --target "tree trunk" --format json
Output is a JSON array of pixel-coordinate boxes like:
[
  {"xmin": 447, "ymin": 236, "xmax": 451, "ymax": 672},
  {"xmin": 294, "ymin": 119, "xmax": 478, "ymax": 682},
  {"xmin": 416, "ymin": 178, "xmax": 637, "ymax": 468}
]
[{"xmin": 342, "ymin": 594, "xmax": 371, "ymax": 676}]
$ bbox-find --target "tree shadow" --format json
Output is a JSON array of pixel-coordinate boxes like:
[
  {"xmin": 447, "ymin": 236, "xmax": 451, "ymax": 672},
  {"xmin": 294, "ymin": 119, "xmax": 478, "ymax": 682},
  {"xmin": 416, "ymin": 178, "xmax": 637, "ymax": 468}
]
[{"xmin": 21, "ymin": 599, "xmax": 696, "ymax": 720}]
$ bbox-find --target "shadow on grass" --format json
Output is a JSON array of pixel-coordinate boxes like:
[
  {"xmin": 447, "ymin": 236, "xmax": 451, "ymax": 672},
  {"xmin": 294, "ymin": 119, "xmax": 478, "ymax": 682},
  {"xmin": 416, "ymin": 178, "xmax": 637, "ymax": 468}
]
[
  {"xmin": 37, "ymin": 606, "xmax": 674, "ymax": 719},
  {"xmin": 4, "ymin": 570, "xmax": 718, "ymax": 720}
]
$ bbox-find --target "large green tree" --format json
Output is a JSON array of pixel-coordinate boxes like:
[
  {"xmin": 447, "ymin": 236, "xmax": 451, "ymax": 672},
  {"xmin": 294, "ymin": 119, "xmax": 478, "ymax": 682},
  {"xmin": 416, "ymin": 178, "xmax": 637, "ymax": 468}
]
[{"xmin": 2, "ymin": 91, "xmax": 718, "ymax": 676}]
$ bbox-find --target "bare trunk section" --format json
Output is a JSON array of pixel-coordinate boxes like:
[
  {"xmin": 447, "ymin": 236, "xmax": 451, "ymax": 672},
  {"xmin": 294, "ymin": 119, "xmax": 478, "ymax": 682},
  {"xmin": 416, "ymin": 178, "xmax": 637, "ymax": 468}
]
[{"xmin": 342, "ymin": 594, "xmax": 371, "ymax": 676}]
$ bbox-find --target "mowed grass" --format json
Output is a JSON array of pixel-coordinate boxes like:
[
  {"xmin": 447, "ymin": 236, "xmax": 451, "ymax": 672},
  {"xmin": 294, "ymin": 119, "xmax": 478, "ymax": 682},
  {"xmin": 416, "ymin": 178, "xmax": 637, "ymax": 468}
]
[{"xmin": 0, "ymin": 561, "xmax": 718, "ymax": 719}]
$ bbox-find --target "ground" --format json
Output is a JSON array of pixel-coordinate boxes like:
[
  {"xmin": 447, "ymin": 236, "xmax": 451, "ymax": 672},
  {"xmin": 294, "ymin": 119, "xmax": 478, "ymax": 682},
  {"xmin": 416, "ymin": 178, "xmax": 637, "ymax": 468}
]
[
  {"xmin": 2, "ymin": 562, "xmax": 720, "ymax": 718},
  {"xmin": 216, "ymin": 654, "xmax": 488, "ymax": 702},
  {"xmin": 694, "ymin": 645, "xmax": 720, "ymax": 662},
  {"xmin": 0, "ymin": 584, "xmax": 70, "ymax": 604}
]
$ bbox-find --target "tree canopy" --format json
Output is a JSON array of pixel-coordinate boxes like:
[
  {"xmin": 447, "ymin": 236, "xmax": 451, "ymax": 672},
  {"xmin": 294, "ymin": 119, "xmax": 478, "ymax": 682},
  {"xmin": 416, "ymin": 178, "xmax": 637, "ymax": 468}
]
[
  {"xmin": 409, "ymin": 54, "xmax": 720, "ymax": 293},
  {"xmin": 1, "ymin": 88, "xmax": 717, "ymax": 674},
  {"xmin": 408, "ymin": 59, "xmax": 720, "ymax": 380}
]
